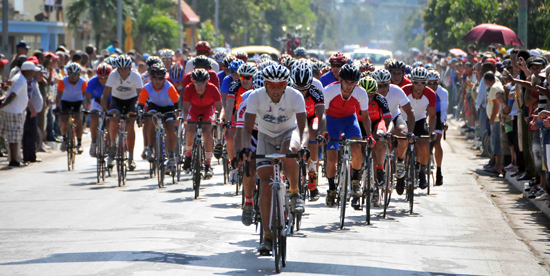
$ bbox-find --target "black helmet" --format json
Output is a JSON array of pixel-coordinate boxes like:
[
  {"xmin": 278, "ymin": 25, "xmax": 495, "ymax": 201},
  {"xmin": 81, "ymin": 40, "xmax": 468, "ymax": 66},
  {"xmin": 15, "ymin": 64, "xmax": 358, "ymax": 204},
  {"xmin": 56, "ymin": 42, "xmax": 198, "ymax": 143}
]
[
  {"xmin": 193, "ymin": 55, "xmax": 212, "ymax": 69},
  {"xmin": 146, "ymin": 56, "xmax": 162, "ymax": 69},
  {"xmin": 387, "ymin": 60, "xmax": 406, "ymax": 71},
  {"xmin": 150, "ymin": 63, "xmax": 167, "ymax": 79},
  {"xmin": 191, "ymin": 68, "xmax": 210, "ymax": 82},
  {"xmin": 338, "ymin": 64, "xmax": 361, "ymax": 82}
]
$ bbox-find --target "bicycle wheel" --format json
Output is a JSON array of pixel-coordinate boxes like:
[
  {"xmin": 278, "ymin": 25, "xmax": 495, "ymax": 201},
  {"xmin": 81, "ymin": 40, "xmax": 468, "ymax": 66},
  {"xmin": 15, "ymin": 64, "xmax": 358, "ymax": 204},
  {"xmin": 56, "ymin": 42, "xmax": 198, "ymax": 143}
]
[
  {"xmin": 427, "ymin": 152, "xmax": 432, "ymax": 195},
  {"xmin": 66, "ymin": 125, "xmax": 73, "ymax": 171},
  {"xmin": 193, "ymin": 142, "xmax": 202, "ymax": 199},
  {"xmin": 236, "ymin": 168, "xmax": 241, "ymax": 196},
  {"xmin": 176, "ymin": 127, "xmax": 183, "ymax": 182},
  {"xmin": 408, "ymin": 152, "xmax": 415, "ymax": 214},
  {"xmin": 156, "ymin": 132, "xmax": 164, "ymax": 188},
  {"xmin": 272, "ymin": 190, "xmax": 282, "ymax": 273},
  {"xmin": 383, "ymin": 154, "xmax": 392, "ymax": 218},
  {"xmin": 223, "ymin": 155, "xmax": 229, "ymax": 184},
  {"xmin": 339, "ymin": 161, "xmax": 349, "ymax": 229},
  {"xmin": 117, "ymin": 134, "xmax": 124, "ymax": 187},
  {"xmin": 366, "ymin": 155, "xmax": 372, "ymax": 225}
]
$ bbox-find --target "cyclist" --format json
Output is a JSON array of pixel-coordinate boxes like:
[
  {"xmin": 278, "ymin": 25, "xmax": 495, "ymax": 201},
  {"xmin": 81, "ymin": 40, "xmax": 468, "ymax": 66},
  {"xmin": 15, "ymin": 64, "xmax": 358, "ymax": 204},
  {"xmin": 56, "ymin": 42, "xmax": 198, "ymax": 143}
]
[
  {"xmin": 101, "ymin": 55, "xmax": 143, "ymax": 170},
  {"xmin": 159, "ymin": 49, "xmax": 174, "ymax": 71},
  {"xmin": 323, "ymin": 64, "xmax": 374, "ymax": 207},
  {"xmin": 311, "ymin": 60, "xmax": 324, "ymax": 80},
  {"xmin": 217, "ymin": 55, "xmax": 235, "ymax": 93},
  {"xmin": 372, "ymin": 69, "xmax": 415, "ymax": 195},
  {"xmin": 321, "ymin": 52, "xmax": 348, "ymax": 87},
  {"xmin": 57, "ymin": 62, "xmax": 87, "ymax": 154},
  {"xmin": 140, "ymin": 56, "xmax": 163, "ymax": 160},
  {"xmin": 402, "ymin": 67, "xmax": 437, "ymax": 189},
  {"xmin": 294, "ymin": 47, "xmax": 307, "ymax": 59},
  {"xmin": 291, "ymin": 62, "xmax": 325, "ymax": 201},
  {"xmin": 181, "ymin": 69, "xmax": 224, "ymax": 179},
  {"xmin": 184, "ymin": 41, "xmax": 220, "ymax": 73},
  {"xmin": 426, "ymin": 70, "xmax": 448, "ymax": 186},
  {"xmin": 181, "ymin": 56, "xmax": 220, "ymax": 90},
  {"xmin": 240, "ymin": 64, "xmax": 308, "ymax": 255},
  {"xmin": 295, "ymin": 59, "xmax": 324, "ymax": 93},
  {"xmin": 138, "ymin": 64, "xmax": 179, "ymax": 167},
  {"xmin": 213, "ymin": 51, "xmax": 227, "ymax": 72},
  {"xmin": 168, "ymin": 63, "xmax": 185, "ymax": 93},
  {"xmin": 85, "ymin": 63, "xmax": 112, "ymax": 157},
  {"xmin": 388, "ymin": 60, "xmax": 412, "ymax": 88}
]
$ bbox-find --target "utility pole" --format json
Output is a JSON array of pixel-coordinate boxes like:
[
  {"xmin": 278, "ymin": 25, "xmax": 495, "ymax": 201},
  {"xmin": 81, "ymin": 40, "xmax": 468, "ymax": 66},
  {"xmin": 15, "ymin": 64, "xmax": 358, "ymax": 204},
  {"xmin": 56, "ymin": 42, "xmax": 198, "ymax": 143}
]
[
  {"xmin": 192, "ymin": 0, "xmax": 197, "ymax": 46},
  {"xmin": 215, "ymin": 0, "xmax": 219, "ymax": 46},
  {"xmin": 177, "ymin": 0, "xmax": 182, "ymax": 48},
  {"xmin": 518, "ymin": 0, "xmax": 528, "ymax": 49},
  {"xmin": 2, "ymin": 0, "xmax": 9, "ymax": 78},
  {"xmin": 117, "ymin": 0, "xmax": 122, "ymax": 46}
]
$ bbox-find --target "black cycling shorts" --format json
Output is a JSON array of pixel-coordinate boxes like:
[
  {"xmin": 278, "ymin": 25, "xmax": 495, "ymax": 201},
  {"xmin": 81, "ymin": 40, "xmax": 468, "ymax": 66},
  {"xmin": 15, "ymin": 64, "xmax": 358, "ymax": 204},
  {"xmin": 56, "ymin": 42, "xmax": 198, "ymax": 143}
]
[
  {"xmin": 147, "ymin": 102, "xmax": 176, "ymax": 121},
  {"xmin": 435, "ymin": 112, "xmax": 443, "ymax": 132},
  {"xmin": 61, "ymin": 100, "xmax": 82, "ymax": 113},
  {"xmin": 413, "ymin": 118, "xmax": 430, "ymax": 137},
  {"xmin": 110, "ymin": 96, "xmax": 138, "ymax": 114}
]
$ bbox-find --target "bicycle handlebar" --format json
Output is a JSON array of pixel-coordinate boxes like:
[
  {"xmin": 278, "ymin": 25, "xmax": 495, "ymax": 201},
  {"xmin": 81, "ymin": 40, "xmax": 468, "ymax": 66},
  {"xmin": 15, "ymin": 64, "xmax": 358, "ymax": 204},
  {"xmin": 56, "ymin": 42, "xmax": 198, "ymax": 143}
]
[
  {"xmin": 244, "ymin": 153, "xmax": 301, "ymax": 177},
  {"xmin": 105, "ymin": 113, "xmax": 137, "ymax": 118}
]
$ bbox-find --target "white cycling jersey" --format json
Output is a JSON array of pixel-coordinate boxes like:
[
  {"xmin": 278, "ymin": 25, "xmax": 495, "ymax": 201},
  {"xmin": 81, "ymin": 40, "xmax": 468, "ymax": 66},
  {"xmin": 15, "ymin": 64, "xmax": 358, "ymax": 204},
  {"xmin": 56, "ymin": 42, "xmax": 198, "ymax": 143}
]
[
  {"xmin": 245, "ymin": 87, "xmax": 306, "ymax": 138},
  {"xmin": 106, "ymin": 69, "xmax": 143, "ymax": 100},
  {"xmin": 385, "ymin": 84, "xmax": 410, "ymax": 119}
]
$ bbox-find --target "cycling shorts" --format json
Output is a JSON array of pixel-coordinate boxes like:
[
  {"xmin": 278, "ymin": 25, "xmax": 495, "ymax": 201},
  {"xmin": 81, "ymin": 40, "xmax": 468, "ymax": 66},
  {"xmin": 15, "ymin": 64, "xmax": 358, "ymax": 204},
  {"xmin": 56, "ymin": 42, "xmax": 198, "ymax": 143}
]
[
  {"xmin": 326, "ymin": 114, "xmax": 361, "ymax": 151},
  {"xmin": 147, "ymin": 102, "xmax": 176, "ymax": 122},
  {"xmin": 110, "ymin": 96, "xmax": 138, "ymax": 114},
  {"xmin": 256, "ymin": 127, "xmax": 300, "ymax": 169},
  {"xmin": 186, "ymin": 105, "xmax": 216, "ymax": 123},
  {"xmin": 413, "ymin": 118, "xmax": 430, "ymax": 137},
  {"xmin": 392, "ymin": 114, "xmax": 406, "ymax": 127},
  {"xmin": 435, "ymin": 112, "xmax": 444, "ymax": 134},
  {"xmin": 61, "ymin": 100, "xmax": 82, "ymax": 113},
  {"xmin": 90, "ymin": 100, "xmax": 102, "ymax": 112}
]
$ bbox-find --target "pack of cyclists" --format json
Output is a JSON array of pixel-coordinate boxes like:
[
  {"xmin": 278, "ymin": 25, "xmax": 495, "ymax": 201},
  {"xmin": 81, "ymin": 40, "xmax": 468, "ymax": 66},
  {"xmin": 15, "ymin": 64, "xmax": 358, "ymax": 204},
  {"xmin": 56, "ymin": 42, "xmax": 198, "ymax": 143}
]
[{"xmin": 54, "ymin": 42, "xmax": 449, "ymax": 263}]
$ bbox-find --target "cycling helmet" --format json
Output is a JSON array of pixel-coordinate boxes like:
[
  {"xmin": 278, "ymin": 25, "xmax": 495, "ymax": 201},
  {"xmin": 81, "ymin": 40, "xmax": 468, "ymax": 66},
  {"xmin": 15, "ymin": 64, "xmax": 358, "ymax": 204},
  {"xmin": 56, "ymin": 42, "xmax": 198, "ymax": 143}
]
[
  {"xmin": 291, "ymin": 63, "xmax": 313, "ymax": 88},
  {"xmin": 426, "ymin": 70, "xmax": 440, "ymax": 81},
  {"xmin": 146, "ymin": 56, "xmax": 162, "ymax": 69},
  {"xmin": 195, "ymin": 41, "xmax": 211, "ymax": 52},
  {"xmin": 359, "ymin": 76, "xmax": 378, "ymax": 93},
  {"xmin": 191, "ymin": 68, "xmax": 210, "ymax": 82},
  {"xmin": 213, "ymin": 51, "xmax": 227, "ymax": 62},
  {"xmin": 223, "ymin": 55, "xmax": 236, "ymax": 68},
  {"xmin": 260, "ymin": 54, "xmax": 272, "ymax": 62},
  {"xmin": 263, "ymin": 64, "xmax": 290, "ymax": 83},
  {"xmin": 384, "ymin": 58, "xmax": 395, "ymax": 69},
  {"xmin": 360, "ymin": 71, "xmax": 373, "ymax": 79},
  {"xmin": 372, "ymin": 69, "xmax": 392, "ymax": 83},
  {"xmin": 150, "ymin": 63, "xmax": 167, "ymax": 79},
  {"xmin": 410, "ymin": 67, "xmax": 428, "ymax": 80},
  {"xmin": 237, "ymin": 63, "xmax": 257, "ymax": 76},
  {"xmin": 329, "ymin": 52, "xmax": 348, "ymax": 64},
  {"xmin": 257, "ymin": 60, "xmax": 277, "ymax": 72},
  {"xmin": 253, "ymin": 71, "xmax": 264, "ymax": 88},
  {"xmin": 311, "ymin": 61, "xmax": 324, "ymax": 71},
  {"xmin": 193, "ymin": 55, "xmax": 212, "ymax": 69},
  {"xmin": 66, "ymin": 62, "xmax": 82, "ymax": 75},
  {"xmin": 228, "ymin": 59, "xmax": 245, "ymax": 72},
  {"xmin": 321, "ymin": 65, "xmax": 331, "ymax": 75},
  {"xmin": 413, "ymin": 61, "xmax": 424, "ymax": 68},
  {"xmin": 387, "ymin": 60, "xmax": 406, "ymax": 71},
  {"xmin": 405, "ymin": 65, "xmax": 412, "ymax": 75},
  {"xmin": 294, "ymin": 47, "xmax": 306, "ymax": 56},
  {"xmin": 424, "ymin": 63, "xmax": 434, "ymax": 70},
  {"xmin": 115, "ymin": 55, "xmax": 133, "ymax": 68},
  {"xmin": 234, "ymin": 51, "xmax": 248, "ymax": 62},
  {"xmin": 338, "ymin": 64, "xmax": 361, "ymax": 82},
  {"xmin": 159, "ymin": 49, "xmax": 175, "ymax": 59},
  {"xmin": 359, "ymin": 62, "xmax": 375, "ymax": 72},
  {"xmin": 405, "ymin": 73, "xmax": 412, "ymax": 80},
  {"xmin": 280, "ymin": 57, "xmax": 296, "ymax": 69},
  {"xmin": 105, "ymin": 55, "xmax": 117, "ymax": 67},
  {"xmin": 169, "ymin": 64, "xmax": 184, "ymax": 82},
  {"xmin": 279, "ymin": 54, "xmax": 292, "ymax": 63},
  {"xmin": 96, "ymin": 63, "xmax": 113, "ymax": 77}
]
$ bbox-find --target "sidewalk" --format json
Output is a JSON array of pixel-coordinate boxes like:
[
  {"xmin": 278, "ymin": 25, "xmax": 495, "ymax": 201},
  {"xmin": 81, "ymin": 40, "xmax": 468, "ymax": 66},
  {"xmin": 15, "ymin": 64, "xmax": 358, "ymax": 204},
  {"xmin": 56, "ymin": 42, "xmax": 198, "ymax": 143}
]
[{"xmin": 449, "ymin": 118, "xmax": 550, "ymax": 220}]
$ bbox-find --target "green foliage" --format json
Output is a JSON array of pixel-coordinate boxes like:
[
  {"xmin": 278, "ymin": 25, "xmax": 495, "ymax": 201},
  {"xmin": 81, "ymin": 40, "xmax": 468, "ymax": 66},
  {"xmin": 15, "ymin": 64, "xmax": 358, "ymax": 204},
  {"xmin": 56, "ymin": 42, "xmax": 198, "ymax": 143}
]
[
  {"xmin": 132, "ymin": 1, "xmax": 179, "ymax": 53},
  {"xmin": 423, "ymin": 0, "xmax": 550, "ymax": 51},
  {"xmin": 198, "ymin": 20, "xmax": 225, "ymax": 47}
]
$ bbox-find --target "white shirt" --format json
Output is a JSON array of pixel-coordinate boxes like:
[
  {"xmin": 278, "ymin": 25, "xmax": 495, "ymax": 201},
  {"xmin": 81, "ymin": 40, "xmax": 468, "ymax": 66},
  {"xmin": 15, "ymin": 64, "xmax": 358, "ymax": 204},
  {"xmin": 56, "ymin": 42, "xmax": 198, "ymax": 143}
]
[
  {"xmin": 312, "ymin": 78, "xmax": 324, "ymax": 94},
  {"xmin": 1, "ymin": 73, "xmax": 28, "ymax": 114},
  {"xmin": 436, "ymin": 85, "xmax": 449, "ymax": 122},
  {"xmin": 245, "ymin": 87, "xmax": 306, "ymax": 138},
  {"xmin": 9, "ymin": 67, "xmax": 20, "ymax": 79},
  {"xmin": 106, "ymin": 69, "xmax": 143, "ymax": 100},
  {"xmin": 184, "ymin": 57, "xmax": 220, "ymax": 74},
  {"xmin": 385, "ymin": 84, "xmax": 409, "ymax": 119}
]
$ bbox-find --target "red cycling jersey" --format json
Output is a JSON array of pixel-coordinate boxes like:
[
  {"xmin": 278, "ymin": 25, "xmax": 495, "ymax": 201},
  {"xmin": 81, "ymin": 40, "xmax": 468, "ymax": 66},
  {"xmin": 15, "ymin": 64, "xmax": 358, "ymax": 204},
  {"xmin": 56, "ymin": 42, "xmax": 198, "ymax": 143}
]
[
  {"xmin": 324, "ymin": 82, "xmax": 369, "ymax": 119},
  {"xmin": 303, "ymin": 85, "xmax": 324, "ymax": 119},
  {"xmin": 357, "ymin": 93, "xmax": 391, "ymax": 123},
  {"xmin": 182, "ymin": 82, "xmax": 222, "ymax": 112},
  {"xmin": 181, "ymin": 70, "xmax": 220, "ymax": 89},
  {"xmin": 392, "ymin": 76, "xmax": 412, "ymax": 88}
]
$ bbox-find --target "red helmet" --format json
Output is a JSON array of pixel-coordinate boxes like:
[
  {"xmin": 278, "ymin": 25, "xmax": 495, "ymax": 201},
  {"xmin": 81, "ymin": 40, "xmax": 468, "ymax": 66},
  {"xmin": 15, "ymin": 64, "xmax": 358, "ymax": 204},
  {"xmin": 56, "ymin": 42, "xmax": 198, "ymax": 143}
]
[
  {"xmin": 195, "ymin": 41, "xmax": 211, "ymax": 52},
  {"xmin": 234, "ymin": 51, "xmax": 248, "ymax": 62},
  {"xmin": 329, "ymin": 52, "xmax": 348, "ymax": 64},
  {"xmin": 97, "ymin": 63, "xmax": 113, "ymax": 77}
]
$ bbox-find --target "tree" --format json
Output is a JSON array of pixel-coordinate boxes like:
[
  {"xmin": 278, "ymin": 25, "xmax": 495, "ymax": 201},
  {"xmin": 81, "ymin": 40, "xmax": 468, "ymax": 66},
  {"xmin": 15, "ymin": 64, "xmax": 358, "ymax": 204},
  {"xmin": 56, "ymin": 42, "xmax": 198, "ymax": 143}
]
[
  {"xmin": 132, "ymin": 0, "xmax": 179, "ymax": 53},
  {"xmin": 198, "ymin": 20, "xmax": 225, "ymax": 47},
  {"xmin": 66, "ymin": 0, "xmax": 135, "ymax": 49}
]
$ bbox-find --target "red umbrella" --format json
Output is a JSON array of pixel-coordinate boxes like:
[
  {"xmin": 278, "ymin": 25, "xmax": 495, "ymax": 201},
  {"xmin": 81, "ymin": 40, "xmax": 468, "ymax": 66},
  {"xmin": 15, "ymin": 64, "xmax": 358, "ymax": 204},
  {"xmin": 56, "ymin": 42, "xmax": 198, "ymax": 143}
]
[
  {"xmin": 462, "ymin": 23, "xmax": 524, "ymax": 46},
  {"xmin": 449, "ymin": 48, "xmax": 467, "ymax": 57}
]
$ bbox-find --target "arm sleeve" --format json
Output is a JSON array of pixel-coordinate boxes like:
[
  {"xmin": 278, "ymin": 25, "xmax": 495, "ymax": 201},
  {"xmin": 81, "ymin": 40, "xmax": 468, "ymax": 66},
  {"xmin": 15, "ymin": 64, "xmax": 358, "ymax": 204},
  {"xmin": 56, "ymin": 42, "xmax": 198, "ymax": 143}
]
[
  {"xmin": 210, "ymin": 71, "xmax": 220, "ymax": 86},
  {"xmin": 397, "ymin": 87, "xmax": 410, "ymax": 106},
  {"xmin": 168, "ymin": 86, "xmax": 179, "ymax": 104},
  {"xmin": 236, "ymin": 104, "xmax": 246, "ymax": 128},
  {"xmin": 137, "ymin": 88, "xmax": 149, "ymax": 105},
  {"xmin": 245, "ymin": 92, "xmax": 258, "ymax": 114},
  {"xmin": 379, "ymin": 96, "xmax": 392, "ymax": 118},
  {"xmin": 212, "ymin": 86, "xmax": 222, "ymax": 102},
  {"xmin": 358, "ymin": 89, "xmax": 369, "ymax": 111},
  {"xmin": 220, "ymin": 76, "xmax": 231, "ymax": 94},
  {"xmin": 427, "ymin": 88, "xmax": 437, "ymax": 107},
  {"xmin": 81, "ymin": 81, "xmax": 88, "ymax": 93},
  {"xmin": 105, "ymin": 72, "xmax": 116, "ymax": 88},
  {"xmin": 293, "ymin": 90, "xmax": 307, "ymax": 113},
  {"xmin": 182, "ymin": 85, "xmax": 192, "ymax": 102},
  {"xmin": 134, "ymin": 73, "xmax": 143, "ymax": 89},
  {"xmin": 438, "ymin": 88, "xmax": 449, "ymax": 122},
  {"xmin": 57, "ymin": 80, "xmax": 65, "ymax": 92}
]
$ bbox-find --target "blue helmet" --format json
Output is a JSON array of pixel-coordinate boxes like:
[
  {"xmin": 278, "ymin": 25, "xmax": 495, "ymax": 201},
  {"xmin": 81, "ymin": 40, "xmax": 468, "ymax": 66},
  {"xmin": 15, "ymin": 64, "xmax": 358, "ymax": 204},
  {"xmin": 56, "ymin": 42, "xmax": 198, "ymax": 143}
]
[
  {"xmin": 294, "ymin": 47, "xmax": 306, "ymax": 55},
  {"xmin": 169, "ymin": 64, "xmax": 184, "ymax": 82},
  {"xmin": 228, "ymin": 59, "xmax": 244, "ymax": 72},
  {"xmin": 405, "ymin": 65, "xmax": 412, "ymax": 75}
]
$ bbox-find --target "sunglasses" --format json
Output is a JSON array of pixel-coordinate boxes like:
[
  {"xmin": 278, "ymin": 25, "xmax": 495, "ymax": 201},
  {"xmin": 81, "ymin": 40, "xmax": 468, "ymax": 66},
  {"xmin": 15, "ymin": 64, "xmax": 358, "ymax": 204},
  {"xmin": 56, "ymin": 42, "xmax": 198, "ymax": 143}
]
[
  {"xmin": 412, "ymin": 80, "xmax": 427, "ymax": 85},
  {"xmin": 266, "ymin": 81, "xmax": 287, "ymax": 89},
  {"xmin": 331, "ymin": 64, "xmax": 343, "ymax": 68},
  {"xmin": 377, "ymin": 83, "xmax": 389, "ymax": 88},
  {"xmin": 240, "ymin": 76, "xmax": 253, "ymax": 81},
  {"xmin": 427, "ymin": 81, "xmax": 438, "ymax": 85},
  {"xmin": 152, "ymin": 77, "xmax": 164, "ymax": 81}
]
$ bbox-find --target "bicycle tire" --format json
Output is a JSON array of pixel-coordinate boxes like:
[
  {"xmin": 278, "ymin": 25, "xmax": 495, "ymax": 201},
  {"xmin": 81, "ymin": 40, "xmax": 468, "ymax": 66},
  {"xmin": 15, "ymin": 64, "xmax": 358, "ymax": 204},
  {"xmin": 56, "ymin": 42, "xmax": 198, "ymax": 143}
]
[
  {"xmin": 67, "ymin": 125, "xmax": 73, "ymax": 171},
  {"xmin": 272, "ymin": 189, "xmax": 282, "ymax": 273},
  {"xmin": 71, "ymin": 125, "xmax": 76, "ymax": 170},
  {"xmin": 408, "ymin": 152, "xmax": 415, "ymax": 214},
  {"xmin": 383, "ymin": 154, "xmax": 392, "ymax": 218},
  {"xmin": 366, "ymin": 155, "xmax": 372, "ymax": 225},
  {"xmin": 117, "ymin": 132, "xmax": 124, "ymax": 187},
  {"xmin": 236, "ymin": 168, "xmax": 241, "ymax": 196},
  {"xmin": 427, "ymin": 153, "xmax": 431, "ymax": 195},
  {"xmin": 96, "ymin": 131, "xmax": 102, "ymax": 183},
  {"xmin": 193, "ymin": 141, "xmax": 202, "ymax": 199},
  {"xmin": 176, "ymin": 126, "xmax": 182, "ymax": 182},
  {"xmin": 340, "ymin": 161, "xmax": 349, "ymax": 229},
  {"xmin": 156, "ymin": 132, "xmax": 164, "ymax": 188}
]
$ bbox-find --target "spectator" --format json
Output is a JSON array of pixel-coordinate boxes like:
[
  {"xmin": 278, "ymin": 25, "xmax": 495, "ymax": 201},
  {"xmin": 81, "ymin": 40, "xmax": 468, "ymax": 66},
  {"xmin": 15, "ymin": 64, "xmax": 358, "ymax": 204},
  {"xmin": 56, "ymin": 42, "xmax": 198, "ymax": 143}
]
[
  {"xmin": 44, "ymin": 0, "xmax": 55, "ymax": 21},
  {"xmin": 484, "ymin": 72, "xmax": 504, "ymax": 175},
  {"xmin": 55, "ymin": 0, "xmax": 64, "ymax": 22},
  {"xmin": 107, "ymin": 40, "xmax": 120, "ymax": 54},
  {"xmin": 22, "ymin": 63, "xmax": 44, "ymax": 163},
  {"xmin": 0, "ymin": 62, "xmax": 40, "ymax": 167},
  {"xmin": 10, "ymin": 41, "xmax": 30, "ymax": 70},
  {"xmin": 85, "ymin": 45, "xmax": 96, "ymax": 67},
  {"xmin": 9, "ymin": 55, "xmax": 28, "ymax": 79}
]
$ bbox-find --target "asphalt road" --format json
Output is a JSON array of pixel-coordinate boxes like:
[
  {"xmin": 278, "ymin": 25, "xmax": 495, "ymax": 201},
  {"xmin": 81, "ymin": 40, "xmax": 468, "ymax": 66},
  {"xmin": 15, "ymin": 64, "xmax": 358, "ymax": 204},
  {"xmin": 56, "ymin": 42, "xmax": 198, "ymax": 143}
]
[{"xmin": 1, "ymin": 126, "xmax": 549, "ymax": 275}]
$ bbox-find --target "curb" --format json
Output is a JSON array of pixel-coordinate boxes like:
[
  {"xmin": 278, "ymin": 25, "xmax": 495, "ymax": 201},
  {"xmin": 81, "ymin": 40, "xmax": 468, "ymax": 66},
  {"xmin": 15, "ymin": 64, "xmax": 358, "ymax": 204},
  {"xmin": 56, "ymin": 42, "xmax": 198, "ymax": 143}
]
[{"xmin": 505, "ymin": 172, "xmax": 550, "ymax": 218}]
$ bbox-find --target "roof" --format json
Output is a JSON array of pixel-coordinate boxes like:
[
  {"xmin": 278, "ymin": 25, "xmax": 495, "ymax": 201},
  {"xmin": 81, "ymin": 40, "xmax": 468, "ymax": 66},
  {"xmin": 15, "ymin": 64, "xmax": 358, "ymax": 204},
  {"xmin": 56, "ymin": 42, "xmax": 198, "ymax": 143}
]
[
  {"xmin": 231, "ymin": 45, "xmax": 280, "ymax": 57},
  {"xmin": 172, "ymin": 0, "xmax": 199, "ymax": 24}
]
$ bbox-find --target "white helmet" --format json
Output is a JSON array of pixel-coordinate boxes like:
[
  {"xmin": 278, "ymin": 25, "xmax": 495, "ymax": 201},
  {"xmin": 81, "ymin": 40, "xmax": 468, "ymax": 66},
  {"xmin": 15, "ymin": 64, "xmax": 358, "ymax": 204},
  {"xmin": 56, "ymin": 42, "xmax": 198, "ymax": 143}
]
[
  {"xmin": 159, "ymin": 49, "xmax": 175, "ymax": 59},
  {"xmin": 410, "ymin": 67, "xmax": 428, "ymax": 80},
  {"xmin": 65, "ymin": 62, "xmax": 82, "ymax": 75},
  {"xmin": 426, "ymin": 70, "xmax": 440, "ymax": 81},
  {"xmin": 291, "ymin": 62, "xmax": 313, "ymax": 88},
  {"xmin": 253, "ymin": 71, "xmax": 264, "ymax": 88},
  {"xmin": 260, "ymin": 54, "xmax": 272, "ymax": 62},
  {"xmin": 237, "ymin": 63, "xmax": 257, "ymax": 76},
  {"xmin": 263, "ymin": 64, "xmax": 290, "ymax": 83},
  {"xmin": 257, "ymin": 60, "xmax": 277, "ymax": 72},
  {"xmin": 115, "ymin": 55, "xmax": 133, "ymax": 69},
  {"xmin": 373, "ymin": 69, "xmax": 392, "ymax": 83}
]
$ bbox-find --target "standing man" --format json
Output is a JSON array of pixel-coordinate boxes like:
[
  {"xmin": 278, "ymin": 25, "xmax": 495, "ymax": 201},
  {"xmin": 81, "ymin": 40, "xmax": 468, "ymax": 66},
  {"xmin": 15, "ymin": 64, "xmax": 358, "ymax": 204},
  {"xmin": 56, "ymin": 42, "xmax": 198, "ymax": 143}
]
[
  {"xmin": 10, "ymin": 41, "xmax": 30, "ymax": 70},
  {"xmin": 0, "ymin": 62, "xmax": 40, "ymax": 167}
]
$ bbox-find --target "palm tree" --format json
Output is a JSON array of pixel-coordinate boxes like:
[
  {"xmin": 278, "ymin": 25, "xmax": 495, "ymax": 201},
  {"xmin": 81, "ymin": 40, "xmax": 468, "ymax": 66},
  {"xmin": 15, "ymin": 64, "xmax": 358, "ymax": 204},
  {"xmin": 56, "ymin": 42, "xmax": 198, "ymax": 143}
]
[
  {"xmin": 132, "ymin": 1, "xmax": 179, "ymax": 53},
  {"xmin": 66, "ymin": 0, "xmax": 136, "ymax": 50}
]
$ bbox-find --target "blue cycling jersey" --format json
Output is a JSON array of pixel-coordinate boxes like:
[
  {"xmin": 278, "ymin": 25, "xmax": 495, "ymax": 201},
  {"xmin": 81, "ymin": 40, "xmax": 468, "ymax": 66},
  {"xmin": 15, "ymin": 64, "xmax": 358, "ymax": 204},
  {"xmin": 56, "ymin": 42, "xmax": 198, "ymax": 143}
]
[
  {"xmin": 320, "ymin": 70, "xmax": 338, "ymax": 87},
  {"xmin": 217, "ymin": 71, "xmax": 226, "ymax": 85},
  {"xmin": 220, "ymin": 75, "xmax": 233, "ymax": 94},
  {"xmin": 85, "ymin": 76, "xmax": 112, "ymax": 102}
]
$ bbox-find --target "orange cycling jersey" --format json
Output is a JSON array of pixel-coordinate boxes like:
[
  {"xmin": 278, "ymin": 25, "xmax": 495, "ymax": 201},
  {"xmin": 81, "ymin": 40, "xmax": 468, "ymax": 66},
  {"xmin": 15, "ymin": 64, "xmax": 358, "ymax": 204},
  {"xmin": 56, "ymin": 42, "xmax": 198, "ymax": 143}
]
[
  {"xmin": 357, "ymin": 93, "xmax": 391, "ymax": 122},
  {"xmin": 228, "ymin": 80, "xmax": 253, "ymax": 112}
]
